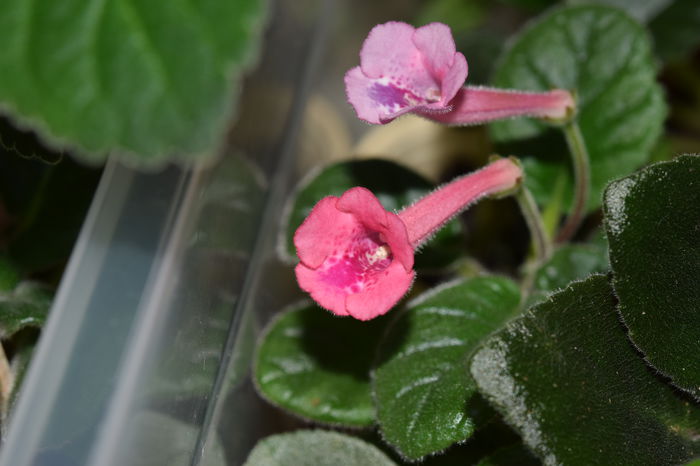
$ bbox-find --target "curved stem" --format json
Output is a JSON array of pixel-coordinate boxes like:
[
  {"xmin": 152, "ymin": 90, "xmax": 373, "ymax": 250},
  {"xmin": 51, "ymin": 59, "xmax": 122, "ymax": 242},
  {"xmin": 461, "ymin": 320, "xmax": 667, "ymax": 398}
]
[
  {"xmin": 556, "ymin": 121, "xmax": 590, "ymax": 243},
  {"xmin": 516, "ymin": 186, "xmax": 551, "ymax": 263}
]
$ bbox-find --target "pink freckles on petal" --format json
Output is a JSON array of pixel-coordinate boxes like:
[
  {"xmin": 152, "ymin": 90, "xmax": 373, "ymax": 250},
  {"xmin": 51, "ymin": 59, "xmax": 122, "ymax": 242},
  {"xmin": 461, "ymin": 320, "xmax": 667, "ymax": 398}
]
[{"xmin": 319, "ymin": 233, "xmax": 392, "ymax": 294}]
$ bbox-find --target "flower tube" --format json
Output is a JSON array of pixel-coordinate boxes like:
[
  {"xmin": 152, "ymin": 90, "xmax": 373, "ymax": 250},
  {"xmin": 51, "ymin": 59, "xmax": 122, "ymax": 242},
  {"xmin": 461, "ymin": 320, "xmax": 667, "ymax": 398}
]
[{"xmin": 294, "ymin": 158, "xmax": 522, "ymax": 320}]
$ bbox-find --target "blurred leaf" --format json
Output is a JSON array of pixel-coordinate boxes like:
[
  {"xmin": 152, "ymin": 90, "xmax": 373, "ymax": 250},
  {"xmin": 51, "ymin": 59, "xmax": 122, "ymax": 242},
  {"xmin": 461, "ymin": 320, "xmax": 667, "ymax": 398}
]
[
  {"xmin": 492, "ymin": 5, "xmax": 666, "ymax": 211},
  {"xmin": 604, "ymin": 155, "xmax": 700, "ymax": 400},
  {"xmin": 416, "ymin": 0, "xmax": 485, "ymax": 32},
  {"xmin": 280, "ymin": 159, "xmax": 465, "ymax": 272},
  {"xmin": 0, "ymin": 0, "xmax": 267, "ymax": 163},
  {"xmin": 650, "ymin": 0, "xmax": 700, "ymax": 61},
  {"xmin": 0, "ymin": 115, "xmax": 63, "ymax": 164},
  {"xmin": 0, "ymin": 254, "xmax": 20, "ymax": 292},
  {"xmin": 567, "ymin": 0, "xmax": 672, "ymax": 22},
  {"xmin": 0, "ymin": 281, "xmax": 51, "ymax": 339},
  {"xmin": 243, "ymin": 430, "xmax": 397, "ymax": 466},
  {"xmin": 373, "ymin": 277, "xmax": 520, "ymax": 460},
  {"xmin": 254, "ymin": 303, "xmax": 390, "ymax": 427},
  {"xmin": 527, "ymin": 242, "xmax": 609, "ymax": 306},
  {"xmin": 471, "ymin": 275, "xmax": 700, "ymax": 465}
]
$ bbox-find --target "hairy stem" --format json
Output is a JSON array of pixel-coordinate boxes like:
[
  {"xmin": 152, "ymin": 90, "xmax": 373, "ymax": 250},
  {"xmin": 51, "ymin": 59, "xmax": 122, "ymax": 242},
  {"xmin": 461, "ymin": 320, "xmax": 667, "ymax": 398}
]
[
  {"xmin": 517, "ymin": 186, "xmax": 551, "ymax": 264},
  {"xmin": 556, "ymin": 121, "xmax": 590, "ymax": 243}
]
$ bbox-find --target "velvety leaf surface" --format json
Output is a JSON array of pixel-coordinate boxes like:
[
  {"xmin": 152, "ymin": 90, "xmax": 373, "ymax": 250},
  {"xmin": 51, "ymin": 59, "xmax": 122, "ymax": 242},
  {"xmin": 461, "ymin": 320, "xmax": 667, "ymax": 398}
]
[
  {"xmin": 243, "ymin": 430, "xmax": 397, "ymax": 466},
  {"xmin": 604, "ymin": 155, "xmax": 700, "ymax": 400},
  {"xmin": 254, "ymin": 303, "xmax": 389, "ymax": 427},
  {"xmin": 491, "ymin": 5, "xmax": 666, "ymax": 211},
  {"xmin": 373, "ymin": 277, "xmax": 521, "ymax": 460},
  {"xmin": 0, "ymin": 0, "xmax": 267, "ymax": 163},
  {"xmin": 0, "ymin": 281, "xmax": 51, "ymax": 339},
  {"xmin": 650, "ymin": 0, "xmax": 700, "ymax": 61},
  {"xmin": 527, "ymin": 242, "xmax": 609, "ymax": 305},
  {"xmin": 471, "ymin": 275, "xmax": 700, "ymax": 465},
  {"xmin": 280, "ymin": 159, "xmax": 464, "ymax": 271}
]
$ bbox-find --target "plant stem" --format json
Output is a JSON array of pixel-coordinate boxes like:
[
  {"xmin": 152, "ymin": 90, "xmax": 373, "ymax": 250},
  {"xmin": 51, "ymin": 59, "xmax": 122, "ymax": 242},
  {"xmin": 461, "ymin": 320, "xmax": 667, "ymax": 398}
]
[
  {"xmin": 556, "ymin": 120, "xmax": 590, "ymax": 243},
  {"xmin": 516, "ymin": 186, "xmax": 551, "ymax": 264}
]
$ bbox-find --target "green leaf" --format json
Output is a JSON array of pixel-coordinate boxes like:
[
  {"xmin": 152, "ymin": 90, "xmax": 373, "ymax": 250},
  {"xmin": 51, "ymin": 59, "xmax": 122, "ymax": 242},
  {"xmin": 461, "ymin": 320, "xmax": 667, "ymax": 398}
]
[
  {"xmin": 0, "ymin": 281, "xmax": 51, "ymax": 339},
  {"xmin": 254, "ymin": 303, "xmax": 390, "ymax": 427},
  {"xmin": 0, "ymin": 254, "xmax": 20, "ymax": 292},
  {"xmin": 566, "ymin": 0, "xmax": 672, "ymax": 22},
  {"xmin": 491, "ymin": 5, "xmax": 666, "ymax": 211},
  {"xmin": 475, "ymin": 444, "xmax": 539, "ymax": 466},
  {"xmin": 604, "ymin": 154, "xmax": 700, "ymax": 400},
  {"xmin": 0, "ymin": 0, "xmax": 267, "ymax": 163},
  {"xmin": 471, "ymin": 275, "xmax": 700, "ymax": 465},
  {"xmin": 650, "ymin": 0, "xmax": 700, "ymax": 61},
  {"xmin": 527, "ymin": 242, "xmax": 609, "ymax": 305},
  {"xmin": 280, "ymin": 159, "xmax": 465, "ymax": 272},
  {"xmin": 243, "ymin": 430, "xmax": 397, "ymax": 466},
  {"xmin": 373, "ymin": 277, "xmax": 521, "ymax": 460}
]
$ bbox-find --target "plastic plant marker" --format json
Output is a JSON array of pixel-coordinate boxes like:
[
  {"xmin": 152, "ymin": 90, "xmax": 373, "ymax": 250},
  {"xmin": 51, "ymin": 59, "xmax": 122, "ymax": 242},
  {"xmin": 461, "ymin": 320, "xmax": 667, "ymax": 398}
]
[
  {"xmin": 471, "ymin": 275, "xmax": 700, "ymax": 465},
  {"xmin": 294, "ymin": 158, "xmax": 522, "ymax": 320},
  {"xmin": 0, "ymin": 0, "xmax": 267, "ymax": 163},
  {"xmin": 254, "ymin": 303, "xmax": 390, "ymax": 427},
  {"xmin": 604, "ymin": 155, "xmax": 700, "ymax": 400},
  {"xmin": 243, "ymin": 430, "xmax": 397, "ymax": 466},
  {"xmin": 492, "ymin": 5, "xmax": 666, "ymax": 211},
  {"xmin": 373, "ymin": 277, "xmax": 521, "ymax": 460},
  {"xmin": 345, "ymin": 22, "xmax": 573, "ymax": 126},
  {"xmin": 280, "ymin": 159, "xmax": 465, "ymax": 272}
]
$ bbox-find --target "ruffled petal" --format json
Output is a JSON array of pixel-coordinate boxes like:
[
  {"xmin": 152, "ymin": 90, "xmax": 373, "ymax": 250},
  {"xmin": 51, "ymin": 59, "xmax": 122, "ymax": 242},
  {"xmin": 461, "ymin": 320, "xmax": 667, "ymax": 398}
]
[
  {"xmin": 295, "ymin": 263, "xmax": 349, "ymax": 316},
  {"xmin": 360, "ymin": 21, "xmax": 418, "ymax": 79},
  {"xmin": 346, "ymin": 262, "xmax": 415, "ymax": 320},
  {"xmin": 413, "ymin": 23, "xmax": 457, "ymax": 79},
  {"xmin": 293, "ymin": 196, "xmax": 360, "ymax": 269},
  {"xmin": 344, "ymin": 66, "xmax": 384, "ymax": 124},
  {"xmin": 439, "ymin": 52, "xmax": 468, "ymax": 106}
]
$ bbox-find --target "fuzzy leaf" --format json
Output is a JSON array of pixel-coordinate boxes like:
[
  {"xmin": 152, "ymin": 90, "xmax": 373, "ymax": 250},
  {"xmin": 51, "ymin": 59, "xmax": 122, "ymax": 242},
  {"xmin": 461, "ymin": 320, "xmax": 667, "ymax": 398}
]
[
  {"xmin": 604, "ymin": 154, "xmax": 700, "ymax": 400},
  {"xmin": 0, "ymin": 281, "xmax": 51, "ymax": 339},
  {"xmin": 471, "ymin": 275, "xmax": 700, "ymax": 465},
  {"xmin": 373, "ymin": 277, "xmax": 520, "ymax": 460},
  {"xmin": 0, "ymin": 0, "xmax": 267, "ymax": 163},
  {"xmin": 243, "ymin": 430, "xmax": 397, "ymax": 466},
  {"xmin": 254, "ymin": 303, "xmax": 389, "ymax": 427},
  {"xmin": 491, "ymin": 5, "xmax": 666, "ymax": 211}
]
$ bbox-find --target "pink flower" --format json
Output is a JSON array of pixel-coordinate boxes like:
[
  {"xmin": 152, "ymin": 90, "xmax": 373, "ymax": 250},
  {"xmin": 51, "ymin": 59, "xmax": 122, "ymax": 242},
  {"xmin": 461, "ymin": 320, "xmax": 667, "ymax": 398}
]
[
  {"xmin": 345, "ymin": 22, "xmax": 574, "ymax": 126},
  {"xmin": 294, "ymin": 158, "xmax": 523, "ymax": 320},
  {"xmin": 344, "ymin": 22, "xmax": 468, "ymax": 124}
]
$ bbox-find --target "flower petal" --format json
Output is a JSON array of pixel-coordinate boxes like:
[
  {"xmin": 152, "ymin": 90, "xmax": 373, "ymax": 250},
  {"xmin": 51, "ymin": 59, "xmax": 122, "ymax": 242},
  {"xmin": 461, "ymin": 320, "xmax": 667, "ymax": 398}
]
[
  {"xmin": 293, "ymin": 196, "xmax": 360, "ymax": 269},
  {"xmin": 344, "ymin": 66, "xmax": 384, "ymax": 124},
  {"xmin": 346, "ymin": 262, "xmax": 415, "ymax": 320},
  {"xmin": 439, "ymin": 52, "xmax": 468, "ymax": 106},
  {"xmin": 413, "ymin": 23, "xmax": 457, "ymax": 79},
  {"xmin": 295, "ymin": 263, "xmax": 349, "ymax": 316},
  {"xmin": 360, "ymin": 22, "xmax": 418, "ymax": 79}
]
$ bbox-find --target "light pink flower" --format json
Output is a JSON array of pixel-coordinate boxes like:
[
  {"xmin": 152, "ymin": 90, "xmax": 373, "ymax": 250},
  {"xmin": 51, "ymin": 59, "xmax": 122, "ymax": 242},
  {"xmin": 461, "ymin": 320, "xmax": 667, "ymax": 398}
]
[
  {"xmin": 294, "ymin": 158, "xmax": 522, "ymax": 320},
  {"xmin": 344, "ymin": 21, "xmax": 468, "ymax": 124},
  {"xmin": 345, "ymin": 22, "xmax": 574, "ymax": 126}
]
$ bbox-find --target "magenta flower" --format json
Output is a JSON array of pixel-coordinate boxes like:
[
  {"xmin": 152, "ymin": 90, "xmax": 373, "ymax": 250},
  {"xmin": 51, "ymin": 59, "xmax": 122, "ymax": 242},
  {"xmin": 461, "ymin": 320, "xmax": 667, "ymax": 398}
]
[
  {"xmin": 294, "ymin": 158, "xmax": 523, "ymax": 320},
  {"xmin": 345, "ymin": 22, "xmax": 574, "ymax": 125}
]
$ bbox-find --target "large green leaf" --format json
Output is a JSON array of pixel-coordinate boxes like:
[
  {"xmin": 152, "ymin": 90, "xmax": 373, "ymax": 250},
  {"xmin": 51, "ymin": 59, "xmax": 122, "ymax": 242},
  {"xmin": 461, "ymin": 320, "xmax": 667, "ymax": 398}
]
[
  {"xmin": 0, "ymin": 0, "xmax": 267, "ymax": 163},
  {"xmin": 650, "ymin": 0, "xmax": 700, "ymax": 61},
  {"xmin": 471, "ymin": 275, "xmax": 700, "ymax": 465},
  {"xmin": 280, "ymin": 159, "xmax": 465, "ymax": 272},
  {"xmin": 373, "ymin": 277, "xmax": 521, "ymax": 460},
  {"xmin": 604, "ymin": 155, "xmax": 700, "ymax": 400},
  {"xmin": 254, "ymin": 303, "xmax": 390, "ymax": 427},
  {"xmin": 491, "ymin": 5, "xmax": 666, "ymax": 211},
  {"xmin": 527, "ymin": 242, "xmax": 609, "ymax": 306},
  {"xmin": 567, "ymin": 0, "xmax": 672, "ymax": 22},
  {"xmin": 0, "ymin": 281, "xmax": 51, "ymax": 339},
  {"xmin": 243, "ymin": 430, "xmax": 397, "ymax": 466}
]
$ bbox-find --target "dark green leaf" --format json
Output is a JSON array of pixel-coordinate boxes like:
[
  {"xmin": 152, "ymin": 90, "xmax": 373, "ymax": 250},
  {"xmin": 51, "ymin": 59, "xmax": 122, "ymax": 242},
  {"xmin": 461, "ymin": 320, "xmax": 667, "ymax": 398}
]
[
  {"xmin": 527, "ymin": 242, "xmax": 609, "ymax": 306},
  {"xmin": 567, "ymin": 0, "xmax": 672, "ymax": 22},
  {"xmin": 491, "ymin": 5, "xmax": 666, "ymax": 211},
  {"xmin": 475, "ymin": 444, "xmax": 539, "ymax": 466},
  {"xmin": 243, "ymin": 430, "xmax": 397, "ymax": 466},
  {"xmin": 280, "ymin": 159, "xmax": 465, "ymax": 272},
  {"xmin": 0, "ymin": 281, "xmax": 51, "ymax": 339},
  {"xmin": 373, "ymin": 277, "xmax": 521, "ymax": 460},
  {"xmin": 0, "ymin": 115, "xmax": 63, "ymax": 164},
  {"xmin": 0, "ymin": 0, "xmax": 267, "ymax": 163},
  {"xmin": 0, "ymin": 254, "xmax": 20, "ymax": 292},
  {"xmin": 471, "ymin": 275, "xmax": 700, "ymax": 465},
  {"xmin": 604, "ymin": 154, "xmax": 700, "ymax": 400},
  {"xmin": 651, "ymin": 0, "xmax": 700, "ymax": 61},
  {"xmin": 254, "ymin": 303, "xmax": 390, "ymax": 427}
]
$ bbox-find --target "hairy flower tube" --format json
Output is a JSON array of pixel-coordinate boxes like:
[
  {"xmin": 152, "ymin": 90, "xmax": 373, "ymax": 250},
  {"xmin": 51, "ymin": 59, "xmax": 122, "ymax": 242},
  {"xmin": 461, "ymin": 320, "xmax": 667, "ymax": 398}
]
[
  {"xmin": 345, "ymin": 21, "xmax": 574, "ymax": 125},
  {"xmin": 294, "ymin": 158, "xmax": 523, "ymax": 320}
]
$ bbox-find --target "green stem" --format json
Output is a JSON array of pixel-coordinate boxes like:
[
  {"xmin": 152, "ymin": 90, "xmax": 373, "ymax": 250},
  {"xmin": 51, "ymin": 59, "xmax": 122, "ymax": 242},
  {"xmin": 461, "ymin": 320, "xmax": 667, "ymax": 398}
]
[
  {"xmin": 516, "ymin": 185, "xmax": 551, "ymax": 264},
  {"xmin": 556, "ymin": 120, "xmax": 590, "ymax": 243}
]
